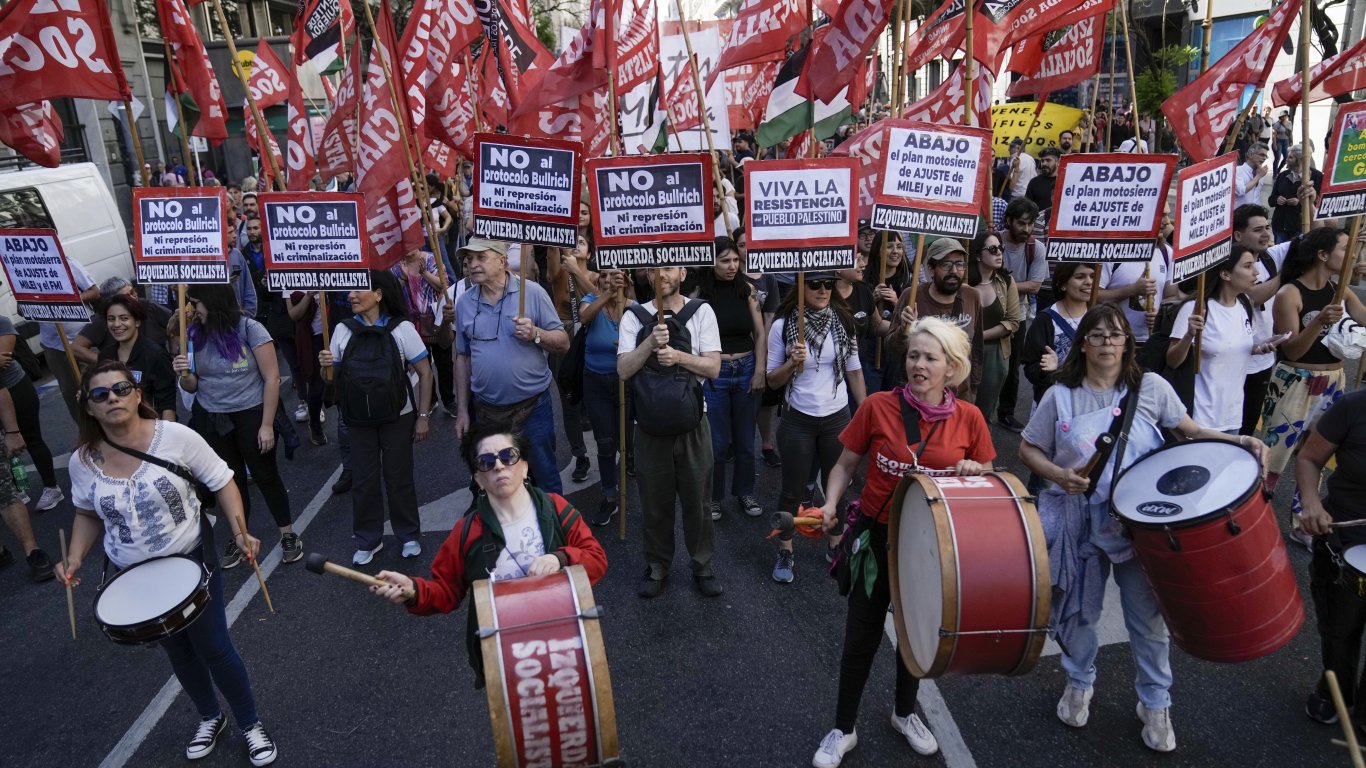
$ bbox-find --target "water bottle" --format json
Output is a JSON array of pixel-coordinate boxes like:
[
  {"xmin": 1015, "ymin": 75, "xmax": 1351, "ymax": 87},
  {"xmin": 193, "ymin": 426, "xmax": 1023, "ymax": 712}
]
[{"xmin": 10, "ymin": 457, "xmax": 29, "ymax": 495}]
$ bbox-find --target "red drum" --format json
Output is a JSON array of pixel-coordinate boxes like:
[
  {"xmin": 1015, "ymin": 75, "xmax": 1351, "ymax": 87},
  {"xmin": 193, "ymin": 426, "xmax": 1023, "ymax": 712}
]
[
  {"xmin": 472, "ymin": 564, "xmax": 620, "ymax": 768},
  {"xmin": 1111, "ymin": 439, "xmax": 1304, "ymax": 663},
  {"xmin": 889, "ymin": 471, "xmax": 1051, "ymax": 678}
]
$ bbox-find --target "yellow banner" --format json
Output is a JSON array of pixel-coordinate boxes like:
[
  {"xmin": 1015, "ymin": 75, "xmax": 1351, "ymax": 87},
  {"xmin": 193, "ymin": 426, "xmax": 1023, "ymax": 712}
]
[{"xmin": 989, "ymin": 102, "xmax": 1085, "ymax": 157}]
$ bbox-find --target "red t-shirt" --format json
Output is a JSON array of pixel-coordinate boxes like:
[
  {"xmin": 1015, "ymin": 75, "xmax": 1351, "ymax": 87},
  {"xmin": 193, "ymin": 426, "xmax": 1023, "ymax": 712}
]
[{"xmin": 839, "ymin": 391, "xmax": 997, "ymax": 524}]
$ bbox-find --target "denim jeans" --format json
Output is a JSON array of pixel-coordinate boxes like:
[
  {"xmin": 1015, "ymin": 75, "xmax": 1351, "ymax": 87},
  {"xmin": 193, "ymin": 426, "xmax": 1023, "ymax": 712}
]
[
  {"xmin": 521, "ymin": 390, "xmax": 562, "ymax": 494},
  {"xmin": 1059, "ymin": 554, "xmax": 1173, "ymax": 710},
  {"xmin": 582, "ymin": 371, "xmax": 632, "ymax": 498},
  {"xmin": 162, "ymin": 558, "xmax": 261, "ymax": 728},
  {"xmin": 704, "ymin": 354, "xmax": 758, "ymax": 501}
]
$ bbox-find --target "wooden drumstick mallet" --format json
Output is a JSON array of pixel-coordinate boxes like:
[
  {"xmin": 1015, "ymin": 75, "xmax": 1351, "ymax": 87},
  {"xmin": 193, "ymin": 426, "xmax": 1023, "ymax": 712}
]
[
  {"xmin": 304, "ymin": 553, "xmax": 414, "ymax": 601},
  {"xmin": 59, "ymin": 528, "xmax": 75, "ymax": 640},
  {"xmin": 1078, "ymin": 434, "xmax": 1115, "ymax": 496},
  {"xmin": 234, "ymin": 514, "xmax": 275, "ymax": 613},
  {"xmin": 1327, "ymin": 671, "xmax": 1366, "ymax": 768},
  {"xmin": 770, "ymin": 510, "xmax": 845, "ymax": 539}
]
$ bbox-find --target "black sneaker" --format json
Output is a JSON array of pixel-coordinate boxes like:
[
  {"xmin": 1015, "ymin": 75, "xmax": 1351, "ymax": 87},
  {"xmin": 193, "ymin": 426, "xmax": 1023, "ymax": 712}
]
[
  {"xmin": 26, "ymin": 548, "xmax": 54, "ymax": 582},
  {"xmin": 281, "ymin": 533, "xmax": 303, "ymax": 563},
  {"xmin": 0, "ymin": 545, "xmax": 13, "ymax": 569},
  {"xmin": 694, "ymin": 572, "xmax": 724, "ymax": 597},
  {"xmin": 708, "ymin": 500, "xmax": 722, "ymax": 521},
  {"xmin": 762, "ymin": 447, "xmax": 782, "ymax": 467},
  {"xmin": 1306, "ymin": 691, "xmax": 1340, "ymax": 724},
  {"xmin": 185, "ymin": 714, "xmax": 225, "ymax": 761},
  {"xmin": 638, "ymin": 569, "xmax": 666, "ymax": 599},
  {"xmin": 591, "ymin": 498, "xmax": 619, "ymax": 527},
  {"xmin": 223, "ymin": 539, "xmax": 243, "ymax": 570},
  {"xmin": 997, "ymin": 414, "xmax": 1025, "ymax": 433},
  {"xmin": 738, "ymin": 495, "xmax": 763, "ymax": 517},
  {"xmin": 331, "ymin": 469, "xmax": 353, "ymax": 494},
  {"xmin": 626, "ymin": 459, "xmax": 637, "ymax": 478},
  {"xmin": 243, "ymin": 722, "xmax": 278, "ymax": 766},
  {"xmin": 572, "ymin": 455, "xmax": 591, "ymax": 482},
  {"xmin": 309, "ymin": 425, "xmax": 328, "ymax": 446}
]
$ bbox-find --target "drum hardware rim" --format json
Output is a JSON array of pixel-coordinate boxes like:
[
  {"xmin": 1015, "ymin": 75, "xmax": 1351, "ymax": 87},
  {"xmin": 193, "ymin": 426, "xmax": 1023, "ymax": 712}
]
[
  {"xmin": 1164, "ymin": 527, "xmax": 1181, "ymax": 552},
  {"xmin": 938, "ymin": 627, "xmax": 1053, "ymax": 638},
  {"xmin": 924, "ymin": 495, "xmax": 1037, "ymax": 503},
  {"xmin": 998, "ymin": 470, "xmax": 1051, "ymax": 676},
  {"xmin": 567, "ymin": 566, "xmax": 616, "ymax": 768},
  {"xmin": 475, "ymin": 605, "xmax": 605, "ymax": 638},
  {"xmin": 1110, "ymin": 438, "xmax": 1263, "ymax": 530}
]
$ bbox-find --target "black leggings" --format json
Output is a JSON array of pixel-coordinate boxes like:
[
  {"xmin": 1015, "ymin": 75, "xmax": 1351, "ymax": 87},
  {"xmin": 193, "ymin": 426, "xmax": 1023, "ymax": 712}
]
[
  {"xmin": 199, "ymin": 406, "xmax": 293, "ymax": 529},
  {"xmin": 8, "ymin": 375, "xmax": 56, "ymax": 487}
]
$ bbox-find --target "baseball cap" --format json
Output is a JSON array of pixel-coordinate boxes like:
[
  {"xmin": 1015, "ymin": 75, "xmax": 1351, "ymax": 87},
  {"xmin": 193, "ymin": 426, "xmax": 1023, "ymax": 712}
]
[
  {"xmin": 457, "ymin": 238, "xmax": 510, "ymax": 257},
  {"xmin": 924, "ymin": 237, "xmax": 967, "ymax": 265}
]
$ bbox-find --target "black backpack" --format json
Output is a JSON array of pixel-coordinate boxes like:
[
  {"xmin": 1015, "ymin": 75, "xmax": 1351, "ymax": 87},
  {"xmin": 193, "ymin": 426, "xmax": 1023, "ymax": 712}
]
[
  {"xmin": 628, "ymin": 300, "xmax": 705, "ymax": 436},
  {"xmin": 336, "ymin": 318, "xmax": 410, "ymax": 427}
]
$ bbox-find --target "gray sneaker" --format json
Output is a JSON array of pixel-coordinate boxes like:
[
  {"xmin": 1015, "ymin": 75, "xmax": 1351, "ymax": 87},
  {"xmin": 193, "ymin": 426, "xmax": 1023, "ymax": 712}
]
[
  {"xmin": 1136, "ymin": 702, "xmax": 1176, "ymax": 752},
  {"xmin": 1057, "ymin": 685, "xmax": 1092, "ymax": 728},
  {"xmin": 708, "ymin": 500, "xmax": 721, "ymax": 521},
  {"xmin": 772, "ymin": 549, "xmax": 795, "ymax": 584}
]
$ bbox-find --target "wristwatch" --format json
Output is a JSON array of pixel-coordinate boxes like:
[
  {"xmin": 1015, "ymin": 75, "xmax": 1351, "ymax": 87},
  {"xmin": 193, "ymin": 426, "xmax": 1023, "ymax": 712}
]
[{"xmin": 533, "ymin": 329, "xmax": 542, "ymax": 346}]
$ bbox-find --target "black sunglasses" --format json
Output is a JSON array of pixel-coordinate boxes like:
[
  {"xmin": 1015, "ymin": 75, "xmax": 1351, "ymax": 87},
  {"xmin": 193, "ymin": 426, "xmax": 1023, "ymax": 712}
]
[
  {"xmin": 475, "ymin": 447, "xmax": 522, "ymax": 473},
  {"xmin": 805, "ymin": 279, "xmax": 835, "ymax": 291},
  {"xmin": 87, "ymin": 381, "xmax": 136, "ymax": 403}
]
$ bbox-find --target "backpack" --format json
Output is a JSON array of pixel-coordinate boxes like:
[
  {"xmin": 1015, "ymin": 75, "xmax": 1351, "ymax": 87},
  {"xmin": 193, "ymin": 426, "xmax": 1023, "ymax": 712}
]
[
  {"xmin": 628, "ymin": 299, "xmax": 705, "ymax": 436},
  {"xmin": 336, "ymin": 318, "xmax": 410, "ymax": 427}
]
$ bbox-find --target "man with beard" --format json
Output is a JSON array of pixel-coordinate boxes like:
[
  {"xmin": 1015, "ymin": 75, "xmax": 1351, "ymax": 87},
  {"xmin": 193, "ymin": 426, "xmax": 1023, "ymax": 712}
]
[
  {"xmin": 1058, "ymin": 130, "xmax": 1076, "ymax": 155},
  {"xmin": 1026, "ymin": 147, "xmax": 1061, "ymax": 217},
  {"xmin": 996, "ymin": 198, "xmax": 1049, "ymax": 431},
  {"xmin": 905, "ymin": 238, "xmax": 984, "ymax": 403},
  {"xmin": 237, "ymin": 192, "xmax": 259, "ymax": 250}
]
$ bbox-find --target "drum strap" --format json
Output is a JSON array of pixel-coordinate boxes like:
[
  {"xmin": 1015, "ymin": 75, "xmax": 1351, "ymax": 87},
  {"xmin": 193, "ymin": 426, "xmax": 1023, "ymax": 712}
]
[{"xmin": 1086, "ymin": 387, "xmax": 1140, "ymax": 497}]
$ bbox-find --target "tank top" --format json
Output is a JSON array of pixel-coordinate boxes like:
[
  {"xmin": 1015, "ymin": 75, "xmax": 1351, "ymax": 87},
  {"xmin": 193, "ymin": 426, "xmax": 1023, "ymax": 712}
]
[
  {"xmin": 981, "ymin": 294, "xmax": 1004, "ymax": 343},
  {"xmin": 1290, "ymin": 279, "xmax": 1338, "ymax": 365},
  {"xmin": 706, "ymin": 278, "xmax": 755, "ymax": 355}
]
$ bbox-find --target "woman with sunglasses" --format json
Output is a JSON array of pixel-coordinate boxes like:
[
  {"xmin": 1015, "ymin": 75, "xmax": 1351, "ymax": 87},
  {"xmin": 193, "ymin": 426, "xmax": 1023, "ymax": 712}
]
[
  {"xmin": 58, "ymin": 361, "xmax": 279, "ymax": 766},
  {"xmin": 1018, "ymin": 304, "xmax": 1263, "ymax": 753},
  {"xmin": 811, "ymin": 318, "xmax": 992, "ymax": 767},
  {"xmin": 367, "ymin": 422, "xmax": 606, "ymax": 689},
  {"xmin": 968, "ymin": 231, "xmax": 1021, "ymax": 424},
  {"xmin": 319, "ymin": 270, "xmax": 435, "ymax": 566},
  {"xmin": 172, "ymin": 285, "xmax": 301, "ymax": 567},
  {"xmin": 765, "ymin": 273, "xmax": 864, "ymax": 584},
  {"xmin": 98, "ymin": 293, "xmax": 177, "ymax": 422}
]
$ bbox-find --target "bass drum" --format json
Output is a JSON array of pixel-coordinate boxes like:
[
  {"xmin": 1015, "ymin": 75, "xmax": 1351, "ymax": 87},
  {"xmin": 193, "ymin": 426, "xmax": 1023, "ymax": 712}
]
[
  {"xmin": 1111, "ymin": 438, "xmax": 1304, "ymax": 663},
  {"xmin": 889, "ymin": 471, "xmax": 1051, "ymax": 678},
  {"xmin": 473, "ymin": 564, "xmax": 621, "ymax": 768}
]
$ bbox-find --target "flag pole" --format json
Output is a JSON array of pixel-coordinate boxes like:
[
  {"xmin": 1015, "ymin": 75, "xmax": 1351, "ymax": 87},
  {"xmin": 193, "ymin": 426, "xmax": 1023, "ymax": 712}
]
[
  {"xmin": 125, "ymin": 102, "xmax": 152, "ymax": 187},
  {"xmin": 208, "ymin": 0, "xmax": 285, "ymax": 190},
  {"xmin": 674, "ymin": 4, "xmax": 733, "ymax": 237},
  {"xmin": 464, "ymin": 51, "xmax": 485, "ymax": 134},
  {"xmin": 890, "ymin": 0, "xmax": 904, "ymax": 114},
  {"xmin": 1106, "ymin": 12, "xmax": 1118, "ymax": 150},
  {"xmin": 899, "ymin": 0, "xmax": 913, "ymax": 107},
  {"xmin": 164, "ymin": 41, "xmax": 204, "ymax": 188},
  {"xmin": 1119, "ymin": 0, "xmax": 1156, "ymax": 313},
  {"xmin": 1300, "ymin": 0, "xmax": 1314, "ymax": 236},
  {"xmin": 607, "ymin": 62, "xmax": 629, "ymax": 541},
  {"xmin": 1193, "ymin": 0, "xmax": 1220, "ymax": 373}
]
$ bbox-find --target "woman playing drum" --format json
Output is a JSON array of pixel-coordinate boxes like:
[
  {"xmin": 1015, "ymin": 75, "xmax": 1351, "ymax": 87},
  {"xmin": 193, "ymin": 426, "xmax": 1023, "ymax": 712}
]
[
  {"xmin": 56, "ymin": 361, "xmax": 279, "ymax": 766},
  {"xmin": 810, "ymin": 318, "xmax": 994, "ymax": 767},
  {"xmin": 1018, "ymin": 305, "xmax": 1264, "ymax": 753},
  {"xmin": 367, "ymin": 422, "xmax": 607, "ymax": 687}
]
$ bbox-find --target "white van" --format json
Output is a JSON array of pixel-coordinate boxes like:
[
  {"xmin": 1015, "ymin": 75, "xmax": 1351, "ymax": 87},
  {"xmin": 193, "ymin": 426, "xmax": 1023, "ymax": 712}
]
[{"xmin": 0, "ymin": 163, "xmax": 132, "ymax": 351}]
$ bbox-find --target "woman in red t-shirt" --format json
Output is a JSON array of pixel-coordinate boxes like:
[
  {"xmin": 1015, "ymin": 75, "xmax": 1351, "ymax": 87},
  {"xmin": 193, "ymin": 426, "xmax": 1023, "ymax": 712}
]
[{"xmin": 810, "ymin": 317, "xmax": 995, "ymax": 768}]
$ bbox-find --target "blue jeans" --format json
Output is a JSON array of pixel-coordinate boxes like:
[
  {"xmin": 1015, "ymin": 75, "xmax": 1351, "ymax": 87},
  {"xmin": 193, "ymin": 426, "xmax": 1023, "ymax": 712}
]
[
  {"xmin": 1059, "ymin": 555, "xmax": 1173, "ymax": 710},
  {"xmin": 521, "ymin": 390, "xmax": 562, "ymax": 494},
  {"xmin": 162, "ymin": 558, "xmax": 260, "ymax": 728},
  {"xmin": 583, "ymin": 371, "xmax": 632, "ymax": 498},
  {"xmin": 704, "ymin": 354, "xmax": 759, "ymax": 501}
]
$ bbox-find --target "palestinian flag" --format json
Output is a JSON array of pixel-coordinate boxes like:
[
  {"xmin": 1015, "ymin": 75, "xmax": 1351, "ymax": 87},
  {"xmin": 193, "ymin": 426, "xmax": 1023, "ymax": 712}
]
[{"xmin": 756, "ymin": 38, "xmax": 850, "ymax": 148}]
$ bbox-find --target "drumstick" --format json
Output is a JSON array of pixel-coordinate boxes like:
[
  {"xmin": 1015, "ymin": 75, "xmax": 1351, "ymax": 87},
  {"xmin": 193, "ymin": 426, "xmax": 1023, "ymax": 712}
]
[
  {"xmin": 1332, "ymin": 520, "xmax": 1366, "ymax": 528},
  {"xmin": 59, "ymin": 528, "xmax": 75, "ymax": 640},
  {"xmin": 234, "ymin": 514, "xmax": 275, "ymax": 614},
  {"xmin": 1081, "ymin": 434, "xmax": 1115, "ymax": 477},
  {"xmin": 1327, "ymin": 671, "xmax": 1366, "ymax": 768},
  {"xmin": 304, "ymin": 552, "xmax": 387, "ymax": 588}
]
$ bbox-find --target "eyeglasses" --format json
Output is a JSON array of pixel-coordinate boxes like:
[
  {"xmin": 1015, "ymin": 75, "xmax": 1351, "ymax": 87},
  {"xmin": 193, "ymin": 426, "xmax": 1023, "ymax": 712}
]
[
  {"xmin": 982, "ymin": 245, "xmax": 1003, "ymax": 254},
  {"xmin": 87, "ymin": 381, "xmax": 136, "ymax": 403},
  {"xmin": 934, "ymin": 261, "xmax": 967, "ymax": 272},
  {"xmin": 475, "ymin": 447, "xmax": 522, "ymax": 472},
  {"xmin": 1084, "ymin": 332, "xmax": 1129, "ymax": 347},
  {"xmin": 470, "ymin": 295, "xmax": 507, "ymax": 343},
  {"xmin": 804, "ymin": 279, "xmax": 835, "ymax": 291}
]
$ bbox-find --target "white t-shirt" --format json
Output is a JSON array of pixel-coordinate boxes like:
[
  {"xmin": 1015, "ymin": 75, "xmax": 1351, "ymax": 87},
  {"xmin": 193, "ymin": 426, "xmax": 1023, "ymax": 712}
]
[
  {"xmin": 490, "ymin": 504, "xmax": 545, "ymax": 582},
  {"xmin": 1117, "ymin": 137, "xmax": 1150, "ymax": 153},
  {"xmin": 69, "ymin": 421, "xmax": 235, "ymax": 569},
  {"xmin": 1008, "ymin": 152, "xmax": 1038, "ymax": 199},
  {"xmin": 1100, "ymin": 244, "xmax": 1170, "ymax": 342},
  {"xmin": 1234, "ymin": 162, "xmax": 1268, "ymax": 208},
  {"xmin": 766, "ymin": 317, "xmax": 863, "ymax": 417},
  {"xmin": 1172, "ymin": 299, "xmax": 1255, "ymax": 432},
  {"xmin": 1248, "ymin": 240, "xmax": 1291, "ymax": 373},
  {"xmin": 617, "ymin": 299, "xmax": 722, "ymax": 389},
  {"xmin": 330, "ymin": 316, "xmax": 429, "ymax": 415}
]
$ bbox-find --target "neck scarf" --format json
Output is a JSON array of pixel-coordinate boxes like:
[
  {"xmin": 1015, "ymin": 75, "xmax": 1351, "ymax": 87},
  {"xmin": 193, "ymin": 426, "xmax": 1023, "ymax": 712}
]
[
  {"xmin": 899, "ymin": 384, "xmax": 957, "ymax": 422},
  {"xmin": 783, "ymin": 305, "xmax": 850, "ymax": 390}
]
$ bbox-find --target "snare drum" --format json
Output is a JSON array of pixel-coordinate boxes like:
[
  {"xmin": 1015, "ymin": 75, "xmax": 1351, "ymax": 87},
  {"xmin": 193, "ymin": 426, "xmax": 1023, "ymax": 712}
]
[
  {"xmin": 1111, "ymin": 439, "xmax": 1304, "ymax": 663},
  {"xmin": 473, "ymin": 564, "xmax": 620, "ymax": 768},
  {"xmin": 93, "ymin": 555, "xmax": 212, "ymax": 645},
  {"xmin": 1340, "ymin": 546, "xmax": 1366, "ymax": 600},
  {"xmin": 889, "ymin": 471, "xmax": 1051, "ymax": 678}
]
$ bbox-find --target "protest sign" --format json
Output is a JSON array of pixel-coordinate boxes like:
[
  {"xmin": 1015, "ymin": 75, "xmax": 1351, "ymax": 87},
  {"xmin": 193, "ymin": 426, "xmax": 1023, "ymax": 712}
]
[
  {"xmin": 0, "ymin": 229, "xmax": 88, "ymax": 322},
  {"xmin": 1172, "ymin": 153, "xmax": 1237, "ymax": 282},
  {"xmin": 1317, "ymin": 102, "xmax": 1366, "ymax": 219},
  {"xmin": 1047, "ymin": 153, "xmax": 1177, "ymax": 262},
  {"xmin": 259, "ymin": 192, "xmax": 370, "ymax": 292},
  {"xmin": 131, "ymin": 188, "xmax": 229, "ymax": 284},
  {"xmin": 586, "ymin": 153, "xmax": 716, "ymax": 269},
  {"xmin": 744, "ymin": 158, "xmax": 859, "ymax": 273},
  {"xmin": 473, "ymin": 133, "xmax": 583, "ymax": 248},
  {"xmin": 988, "ymin": 101, "xmax": 1083, "ymax": 156},
  {"xmin": 872, "ymin": 121, "xmax": 991, "ymax": 239}
]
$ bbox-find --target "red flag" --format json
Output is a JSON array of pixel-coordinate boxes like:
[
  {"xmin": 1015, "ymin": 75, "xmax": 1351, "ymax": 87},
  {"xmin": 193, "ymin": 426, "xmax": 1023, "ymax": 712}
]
[
  {"xmin": 0, "ymin": 101, "xmax": 63, "ymax": 167},
  {"xmin": 513, "ymin": 18, "xmax": 607, "ymax": 120},
  {"xmin": 159, "ymin": 0, "xmax": 228, "ymax": 142},
  {"xmin": 244, "ymin": 111, "xmax": 283, "ymax": 188},
  {"xmin": 424, "ymin": 138, "xmax": 458, "ymax": 177},
  {"xmin": 318, "ymin": 41, "xmax": 360, "ymax": 178},
  {"xmin": 399, "ymin": 0, "xmax": 482, "ymax": 138},
  {"xmin": 478, "ymin": 0, "xmax": 555, "ymax": 113},
  {"xmin": 831, "ymin": 118, "xmax": 885, "ymax": 220},
  {"xmin": 582, "ymin": 88, "xmax": 612, "ymax": 157},
  {"xmin": 286, "ymin": 74, "xmax": 316, "ymax": 191},
  {"xmin": 0, "ymin": 0, "xmax": 131, "ymax": 110},
  {"xmin": 357, "ymin": 0, "xmax": 414, "ymax": 201},
  {"xmin": 478, "ymin": 44, "xmax": 511, "ymax": 128},
  {"xmin": 799, "ymin": 0, "xmax": 892, "ymax": 103},
  {"xmin": 367, "ymin": 177, "xmax": 424, "ymax": 270},
  {"xmin": 788, "ymin": 130, "xmax": 812, "ymax": 160},
  {"xmin": 248, "ymin": 40, "xmax": 290, "ymax": 109},
  {"xmin": 615, "ymin": 0, "xmax": 659, "ymax": 93},
  {"xmin": 427, "ymin": 57, "xmax": 477, "ymax": 160},
  {"xmin": 901, "ymin": 60, "xmax": 995, "ymax": 128},
  {"xmin": 709, "ymin": 0, "xmax": 807, "ymax": 91},
  {"xmin": 1006, "ymin": 33, "xmax": 1047, "ymax": 76},
  {"xmin": 1273, "ymin": 35, "xmax": 1366, "ymax": 108},
  {"xmin": 1006, "ymin": 15, "xmax": 1103, "ymax": 97},
  {"xmin": 665, "ymin": 56, "xmax": 704, "ymax": 132},
  {"xmin": 291, "ymin": 0, "xmax": 355, "ymax": 71},
  {"xmin": 848, "ymin": 51, "xmax": 878, "ymax": 113},
  {"xmin": 1162, "ymin": 0, "xmax": 1301, "ymax": 162},
  {"xmin": 988, "ymin": 0, "xmax": 1103, "ymax": 48}
]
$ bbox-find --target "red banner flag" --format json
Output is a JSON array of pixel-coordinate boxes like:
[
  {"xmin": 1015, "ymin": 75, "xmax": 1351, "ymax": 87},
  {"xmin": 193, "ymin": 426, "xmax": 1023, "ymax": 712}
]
[
  {"xmin": 367, "ymin": 177, "xmax": 424, "ymax": 270},
  {"xmin": 0, "ymin": 101, "xmax": 63, "ymax": 167},
  {"xmin": 318, "ymin": 41, "xmax": 360, "ymax": 178},
  {"xmin": 478, "ymin": 0, "xmax": 555, "ymax": 113},
  {"xmin": 1162, "ymin": 0, "xmax": 1300, "ymax": 163},
  {"xmin": 245, "ymin": 110, "xmax": 283, "ymax": 188},
  {"xmin": 1006, "ymin": 15, "xmax": 1103, "ymax": 97},
  {"xmin": 513, "ymin": 18, "xmax": 607, "ymax": 120},
  {"xmin": 159, "ymin": 0, "xmax": 228, "ymax": 142},
  {"xmin": 848, "ymin": 51, "xmax": 879, "ymax": 114},
  {"xmin": 285, "ymin": 74, "xmax": 316, "ymax": 192},
  {"xmin": 709, "ymin": 0, "xmax": 806, "ymax": 90},
  {"xmin": 664, "ymin": 56, "xmax": 705, "ymax": 133},
  {"xmin": 248, "ymin": 40, "xmax": 290, "ymax": 109},
  {"xmin": 427, "ymin": 57, "xmax": 477, "ymax": 160},
  {"xmin": 0, "ymin": 0, "xmax": 131, "ymax": 111},
  {"xmin": 901, "ymin": 61, "xmax": 995, "ymax": 128},
  {"xmin": 357, "ymin": 0, "xmax": 414, "ymax": 200},
  {"xmin": 798, "ymin": 0, "xmax": 892, "ymax": 103},
  {"xmin": 399, "ymin": 0, "xmax": 482, "ymax": 138},
  {"xmin": 987, "ymin": 0, "xmax": 1102, "ymax": 48},
  {"xmin": 1273, "ymin": 35, "xmax": 1366, "ymax": 108},
  {"xmin": 615, "ymin": 0, "xmax": 658, "ymax": 93},
  {"xmin": 479, "ymin": 44, "xmax": 511, "ymax": 129}
]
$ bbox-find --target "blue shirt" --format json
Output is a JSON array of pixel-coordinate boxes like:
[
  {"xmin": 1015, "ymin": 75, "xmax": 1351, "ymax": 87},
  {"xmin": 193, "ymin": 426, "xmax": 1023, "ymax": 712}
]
[
  {"xmin": 580, "ymin": 293, "xmax": 628, "ymax": 375},
  {"xmin": 455, "ymin": 276, "xmax": 563, "ymax": 405}
]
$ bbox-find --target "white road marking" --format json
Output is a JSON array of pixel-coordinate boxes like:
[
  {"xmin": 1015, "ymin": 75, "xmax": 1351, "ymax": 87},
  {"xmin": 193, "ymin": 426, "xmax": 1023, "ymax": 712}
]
[{"xmin": 99, "ymin": 465, "xmax": 343, "ymax": 768}]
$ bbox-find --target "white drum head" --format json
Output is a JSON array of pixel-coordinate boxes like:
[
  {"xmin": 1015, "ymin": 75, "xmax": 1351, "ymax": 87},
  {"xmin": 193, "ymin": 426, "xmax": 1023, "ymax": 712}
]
[
  {"xmin": 1112, "ymin": 441, "xmax": 1258, "ymax": 525},
  {"xmin": 95, "ymin": 557, "xmax": 202, "ymax": 626},
  {"xmin": 1344, "ymin": 546, "xmax": 1366, "ymax": 574},
  {"xmin": 898, "ymin": 482, "xmax": 947, "ymax": 673}
]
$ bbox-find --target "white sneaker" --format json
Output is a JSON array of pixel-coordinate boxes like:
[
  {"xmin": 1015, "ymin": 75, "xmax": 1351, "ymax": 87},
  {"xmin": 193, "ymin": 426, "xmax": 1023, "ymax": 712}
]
[
  {"xmin": 812, "ymin": 728, "xmax": 857, "ymax": 768},
  {"xmin": 890, "ymin": 712, "xmax": 939, "ymax": 755},
  {"xmin": 319, "ymin": 409, "xmax": 326, "ymax": 424},
  {"xmin": 1137, "ymin": 702, "xmax": 1176, "ymax": 752},
  {"xmin": 1057, "ymin": 685, "xmax": 1093, "ymax": 728},
  {"xmin": 353, "ymin": 541, "xmax": 383, "ymax": 566},
  {"xmin": 293, "ymin": 402, "xmax": 308, "ymax": 423},
  {"xmin": 402, "ymin": 540, "xmax": 422, "ymax": 558},
  {"xmin": 35, "ymin": 486, "xmax": 64, "ymax": 511}
]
